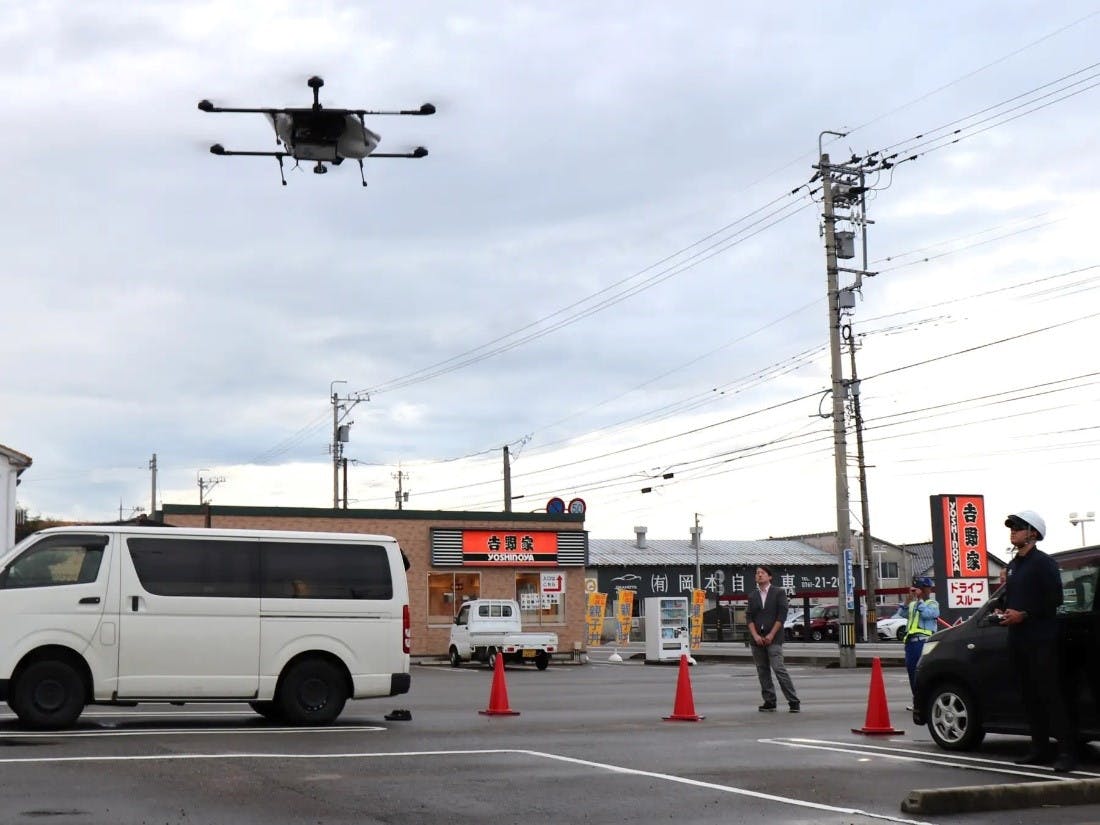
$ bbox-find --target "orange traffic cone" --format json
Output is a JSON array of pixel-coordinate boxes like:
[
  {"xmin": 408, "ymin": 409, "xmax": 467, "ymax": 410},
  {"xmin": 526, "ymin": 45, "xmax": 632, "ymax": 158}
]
[
  {"xmin": 479, "ymin": 652, "xmax": 520, "ymax": 716},
  {"xmin": 663, "ymin": 654, "xmax": 704, "ymax": 721},
  {"xmin": 852, "ymin": 656, "xmax": 903, "ymax": 735}
]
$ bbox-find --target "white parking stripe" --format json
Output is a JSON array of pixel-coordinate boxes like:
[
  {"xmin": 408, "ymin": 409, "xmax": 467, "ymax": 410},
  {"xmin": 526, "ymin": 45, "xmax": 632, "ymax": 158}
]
[
  {"xmin": 763, "ymin": 737, "xmax": 1096, "ymax": 780},
  {"xmin": 0, "ymin": 746, "xmax": 933, "ymax": 824},
  {"xmin": 0, "ymin": 725, "xmax": 383, "ymax": 738}
]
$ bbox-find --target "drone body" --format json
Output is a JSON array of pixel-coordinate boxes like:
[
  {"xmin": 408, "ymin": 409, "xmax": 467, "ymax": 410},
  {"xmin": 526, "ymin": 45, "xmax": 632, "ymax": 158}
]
[{"xmin": 198, "ymin": 76, "xmax": 433, "ymax": 186}]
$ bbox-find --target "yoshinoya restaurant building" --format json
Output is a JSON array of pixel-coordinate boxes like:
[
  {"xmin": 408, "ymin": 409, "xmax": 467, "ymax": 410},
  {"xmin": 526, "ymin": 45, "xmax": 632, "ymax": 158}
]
[{"xmin": 160, "ymin": 504, "xmax": 588, "ymax": 659}]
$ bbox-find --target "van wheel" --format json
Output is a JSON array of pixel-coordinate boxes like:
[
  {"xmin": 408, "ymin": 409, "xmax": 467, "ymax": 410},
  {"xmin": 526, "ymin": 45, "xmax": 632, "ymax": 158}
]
[
  {"xmin": 449, "ymin": 646, "xmax": 462, "ymax": 668},
  {"xmin": 927, "ymin": 682, "xmax": 985, "ymax": 751},
  {"xmin": 535, "ymin": 651, "xmax": 550, "ymax": 671},
  {"xmin": 277, "ymin": 659, "xmax": 347, "ymax": 724},
  {"xmin": 11, "ymin": 660, "xmax": 85, "ymax": 729},
  {"xmin": 896, "ymin": 627, "xmax": 906, "ymax": 642},
  {"xmin": 249, "ymin": 701, "xmax": 284, "ymax": 723}
]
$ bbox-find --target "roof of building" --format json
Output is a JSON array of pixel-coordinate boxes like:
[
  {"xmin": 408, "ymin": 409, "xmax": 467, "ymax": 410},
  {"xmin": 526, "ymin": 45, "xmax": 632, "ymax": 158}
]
[
  {"xmin": 588, "ymin": 538, "xmax": 835, "ymax": 566},
  {"xmin": 0, "ymin": 443, "xmax": 32, "ymax": 471},
  {"xmin": 904, "ymin": 540, "xmax": 1006, "ymax": 576},
  {"xmin": 767, "ymin": 531, "xmax": 911, "ymax": 553}
]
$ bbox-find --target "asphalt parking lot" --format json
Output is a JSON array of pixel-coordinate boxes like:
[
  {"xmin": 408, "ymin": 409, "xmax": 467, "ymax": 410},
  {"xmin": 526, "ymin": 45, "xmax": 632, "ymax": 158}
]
[{"xmin": 1, "ymin": 653, "xmax": 1098, "ymax": 825}]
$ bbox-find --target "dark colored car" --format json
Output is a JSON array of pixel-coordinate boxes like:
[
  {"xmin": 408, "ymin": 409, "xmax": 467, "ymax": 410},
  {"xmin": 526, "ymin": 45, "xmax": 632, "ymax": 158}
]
[
  {"xmin": 788, "ymin": 604, "xmax": 839, "ymax": 642},
  {"xmin": 913, "ymin": 545, "xmax": 1100, "ymax": 751}
]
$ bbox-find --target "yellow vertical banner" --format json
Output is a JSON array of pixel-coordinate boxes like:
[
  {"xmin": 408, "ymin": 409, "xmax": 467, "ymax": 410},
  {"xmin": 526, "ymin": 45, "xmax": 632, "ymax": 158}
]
[
  {"xmin": 615, "ymin": 589, "xmax": 635, "ymax": 646},
  {"xmin": 689, "ymin": 589, "xmax": 706, "ymax": 650},
  {"xmin": 585, "ymin": 591, "xmax": 607, "ymax": 648}
]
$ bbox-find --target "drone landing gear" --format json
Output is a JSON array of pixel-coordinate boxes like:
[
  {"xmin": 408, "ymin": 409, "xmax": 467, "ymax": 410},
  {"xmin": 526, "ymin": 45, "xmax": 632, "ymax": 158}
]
[
  {"xmin": 276, "ymin": 155, "xmax": 287, "ymax": 186},
  {"xmin": 357, "ymin": 158, "xmax": 368, "ymax": 187},
  {"xmin": 313, "ymin": 162, "xmax": 328, "ymax": 175}
]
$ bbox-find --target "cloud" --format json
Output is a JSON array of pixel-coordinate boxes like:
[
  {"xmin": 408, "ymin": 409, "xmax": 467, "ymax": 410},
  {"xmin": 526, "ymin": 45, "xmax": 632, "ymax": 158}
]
[{"xmin": 6, "ymin": 2, "xmax": 1100, "ymax": 559}]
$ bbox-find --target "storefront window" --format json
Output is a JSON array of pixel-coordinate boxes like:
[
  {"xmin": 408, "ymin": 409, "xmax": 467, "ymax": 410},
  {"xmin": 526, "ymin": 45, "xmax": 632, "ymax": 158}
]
[
  {"xmin": 515, "ymin": 571, "xmax": 563, "ymax": 625},
  {"xmin": 427, "ymin": 572, "xmax": 480, "ymax": 625}
]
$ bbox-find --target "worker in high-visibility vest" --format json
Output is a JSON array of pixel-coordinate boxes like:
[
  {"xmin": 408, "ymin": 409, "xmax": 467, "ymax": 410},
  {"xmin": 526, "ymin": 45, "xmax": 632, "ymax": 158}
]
[{"xmin": 904, "ymin": 576, "xmax": 939, "ymax": 708}]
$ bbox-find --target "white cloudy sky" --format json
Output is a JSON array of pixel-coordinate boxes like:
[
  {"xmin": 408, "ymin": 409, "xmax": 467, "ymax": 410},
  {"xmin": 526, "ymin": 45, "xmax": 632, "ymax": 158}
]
[{"xmin": 3, "ymin": 1, "xmax": 1100, "ymax": 554}]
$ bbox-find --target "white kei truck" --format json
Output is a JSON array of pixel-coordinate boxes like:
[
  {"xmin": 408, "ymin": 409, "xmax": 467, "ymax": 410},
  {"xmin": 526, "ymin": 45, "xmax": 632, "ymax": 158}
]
[{"xmin": 448, "ymin": 599, "xmax": 558, "ymax": 670}]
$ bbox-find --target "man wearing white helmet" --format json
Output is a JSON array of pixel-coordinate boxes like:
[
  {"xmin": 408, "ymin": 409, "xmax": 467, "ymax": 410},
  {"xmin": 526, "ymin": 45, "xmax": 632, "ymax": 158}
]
[{"xmin": 998, "ymin": 510, "xmax": 1075, "ymax": 772}]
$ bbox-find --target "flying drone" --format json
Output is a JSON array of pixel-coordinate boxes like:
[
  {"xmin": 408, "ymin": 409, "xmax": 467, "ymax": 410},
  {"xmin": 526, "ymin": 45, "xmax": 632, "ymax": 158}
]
[{"xmin": 198, "ymin": 76, "xmax": 434, "ymax": 186}]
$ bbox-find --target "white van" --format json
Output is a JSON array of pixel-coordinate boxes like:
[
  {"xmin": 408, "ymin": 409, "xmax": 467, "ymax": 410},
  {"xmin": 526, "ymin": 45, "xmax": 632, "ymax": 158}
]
[{"xmin": 0, "ymin": 526, "xmax": 411, "ymax": 729}]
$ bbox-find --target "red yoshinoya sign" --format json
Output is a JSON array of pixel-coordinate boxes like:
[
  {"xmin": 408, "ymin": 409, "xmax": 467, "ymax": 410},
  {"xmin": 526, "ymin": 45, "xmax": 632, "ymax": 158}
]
[
  {"xmin": 936, "ymin": 494, "xmax": 989, "ymax": 578},
  {"xmin": 461, "ymin": 530, "xmax": 560, "ymax": 566},
  {"xmin": 430, "ymin": 528, "xmax": 588, "ymax": 567}
]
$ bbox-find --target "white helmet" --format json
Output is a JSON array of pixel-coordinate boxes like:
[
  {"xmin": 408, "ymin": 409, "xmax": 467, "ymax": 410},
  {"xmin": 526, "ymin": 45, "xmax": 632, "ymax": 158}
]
[{"xmin": 1005, "ymin": 510, "xmax": 1045, "ymax": 540}]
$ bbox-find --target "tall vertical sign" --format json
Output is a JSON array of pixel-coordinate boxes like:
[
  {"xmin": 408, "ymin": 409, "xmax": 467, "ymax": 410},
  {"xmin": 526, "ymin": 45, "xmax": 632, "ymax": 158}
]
[
  {"xmin": 615, "ymin": 589, "xmax": 634, "ymax": 646},
  {"xmin": 585, "ymin": 591, "xmax": 608, "ymax": 648},
  {"xmin": 689, "ymin": 589, "xmax": 706, "ymax": 650},
  {"xmin": 929, "ymin": 494, "xmax": 990, "ymax": 625}
]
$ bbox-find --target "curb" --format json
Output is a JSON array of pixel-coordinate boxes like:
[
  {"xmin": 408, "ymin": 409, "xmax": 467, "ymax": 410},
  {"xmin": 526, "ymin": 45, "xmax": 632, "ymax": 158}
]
[{"xmin": 902, "ymin": 777, "xmax": 1100, "ymax": 815}]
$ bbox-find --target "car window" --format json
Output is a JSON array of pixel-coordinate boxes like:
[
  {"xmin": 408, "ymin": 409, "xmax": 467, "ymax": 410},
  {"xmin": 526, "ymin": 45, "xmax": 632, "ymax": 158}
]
[
  {"xmin": 1059, "ymin": 564, "xmax": 1097, "ymax": 614},
  {"xmin": 1, "ymin": 535, "xmax": 107, "ymax": 589}
]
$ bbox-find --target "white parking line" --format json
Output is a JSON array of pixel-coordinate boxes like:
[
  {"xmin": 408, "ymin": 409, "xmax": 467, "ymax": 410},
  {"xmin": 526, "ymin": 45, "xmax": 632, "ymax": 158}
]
[
  {"xmin": 0, "ymin": 746, "xmax": 932, "ymax": 824},
  {"xmin": 0, "ymin": 725, "xmax": 383, "ymax": 738},
  {"xmin": 763, "ymin": 737, "xmax": 1098, "ymax": 780}
]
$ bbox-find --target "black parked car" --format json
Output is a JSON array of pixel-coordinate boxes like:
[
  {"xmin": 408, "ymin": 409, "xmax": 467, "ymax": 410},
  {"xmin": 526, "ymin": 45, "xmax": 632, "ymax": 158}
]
[{"xmin": 913, "ymin": 545, "xmax": 1100, "ymax": 751}]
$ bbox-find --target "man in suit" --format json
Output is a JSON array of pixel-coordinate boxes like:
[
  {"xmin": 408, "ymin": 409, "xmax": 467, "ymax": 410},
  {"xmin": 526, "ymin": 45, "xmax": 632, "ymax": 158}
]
[{"xmin": 747, "ymin": 565, "xmax": 800, "ymax": 712}]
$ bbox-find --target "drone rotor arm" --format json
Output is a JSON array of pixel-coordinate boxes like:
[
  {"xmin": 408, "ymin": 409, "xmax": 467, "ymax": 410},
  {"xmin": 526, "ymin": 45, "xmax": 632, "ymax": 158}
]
[
  {"xmin": 198, "ymin": 101, "xmax": 284, "ymax": 115},
  {"xmin": 209, "ymin": 145, "xmax": 289, "ymax": 158},
  {"xmin": 368, "ymin": 147, "xmax": 429, "ymax": 159},
  {"xmin": 350, "ymin": 103, "xmax": 436, "ymax": 116}
]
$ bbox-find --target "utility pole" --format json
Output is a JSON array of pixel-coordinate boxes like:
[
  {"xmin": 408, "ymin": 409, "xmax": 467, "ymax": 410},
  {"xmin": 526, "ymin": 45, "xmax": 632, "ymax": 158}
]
[
  {"xmin": 197, "ymin": 469, "xmax": 225, "ymax": 505},
  {"xmin": 330, "ymin": 380, "xmax": 367, "ymax": 509},
  {"xmin": 849, "ymin": 338, "xmax": 878, "ymax": 632},
  {"xmin": 503, "ymin": 445, "xmax": 512, "ymax": 512},
  {"xmin": 118, "ymin": 499, "xmax": 144, "ymax": 522},
  {"xmin": 694, "ymin": 512, "xmax": 702, "ymax": 588},
  {"xmin": 393, "ymin": 468, "xmax": 409, "ymax": 510},
  {"xmin": 818, "ymin": 132, "xmax": 856, "ymax": 668},
  {"xmin": 850, "ymin": 167, "xmax": 878, "ymax": 633},
  {"xmin": 148, "ymin": 453, "xmax": 157, "ymax": 517}
]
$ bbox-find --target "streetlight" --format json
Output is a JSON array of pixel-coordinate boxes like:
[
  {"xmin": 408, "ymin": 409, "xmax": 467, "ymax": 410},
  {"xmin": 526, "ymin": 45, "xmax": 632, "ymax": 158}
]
[{"xmin": 1069, "ymin": 511, "xmax": 1095, "ymax": 547}]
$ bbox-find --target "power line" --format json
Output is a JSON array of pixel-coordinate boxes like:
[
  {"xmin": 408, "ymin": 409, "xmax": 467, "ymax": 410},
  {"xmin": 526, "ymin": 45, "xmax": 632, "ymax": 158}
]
[{"xmin": 363, "ymin": 193, "xmax": 816, "ymax": 395}]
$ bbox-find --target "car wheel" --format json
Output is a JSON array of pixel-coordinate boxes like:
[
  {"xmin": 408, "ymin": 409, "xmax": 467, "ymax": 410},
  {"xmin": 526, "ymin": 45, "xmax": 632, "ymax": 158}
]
[
  {"xmin": 249, "ymin": 700, "xmax": 284, "ymax": 722},
  {"xmin": 277, "ymin": 659, "xmax": 348, "ymax": 724},
  {"xmin": 810, "ymin": 629, "xmax": 824, "ymax": 642},
  {"xmin": 449, "ymin": 646, "xmax": 462, "ymax": 668},
  {"xmin": 11, "ymin": 660, "xmax": 86, "ymax": 730},
  {"xmin": 896, "ymin": 627, "xmax": 906, "ymax": 642},
  {"xmin": 487, "ymin": 648, "xmax": 499, "ymax": 670},
  {"xmin": 535, "ymin": 651, "xmax": 550, "ymax": 671},
  {"xmin": 927, "ymin": 682, "xmax": 984, "ymax": 751}
]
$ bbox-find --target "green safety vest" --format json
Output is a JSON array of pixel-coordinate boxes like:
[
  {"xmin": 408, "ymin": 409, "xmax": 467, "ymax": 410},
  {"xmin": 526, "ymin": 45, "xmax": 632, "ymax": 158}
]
[{"xmin": 906, "ymin": 599, "xmax": 934, "ymax": 639}]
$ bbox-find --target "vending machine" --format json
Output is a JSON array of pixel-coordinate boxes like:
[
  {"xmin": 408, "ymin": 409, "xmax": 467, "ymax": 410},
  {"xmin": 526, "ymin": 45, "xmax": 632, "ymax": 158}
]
[{"xmin": 644, "ymin": 596, "xmax": 690, "ymax": 663}]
